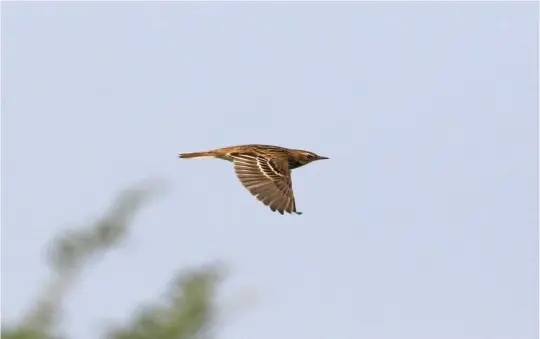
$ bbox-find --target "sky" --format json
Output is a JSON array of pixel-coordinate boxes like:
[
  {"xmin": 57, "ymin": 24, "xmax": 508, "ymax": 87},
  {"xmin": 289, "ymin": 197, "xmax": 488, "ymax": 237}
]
[{"xmin": 2, "ymin": 2, "xmax": 538, "ymax": 339}]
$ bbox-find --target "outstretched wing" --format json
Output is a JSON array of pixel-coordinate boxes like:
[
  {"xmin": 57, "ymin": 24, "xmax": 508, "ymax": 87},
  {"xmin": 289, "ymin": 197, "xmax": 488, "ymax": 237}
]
[{"xmin": 231, "ymin": 153, "xmax": 301, "ymax": 215}]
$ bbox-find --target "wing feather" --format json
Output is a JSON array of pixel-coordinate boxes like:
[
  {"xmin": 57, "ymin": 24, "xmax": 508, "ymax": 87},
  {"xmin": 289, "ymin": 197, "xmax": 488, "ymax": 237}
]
[{"xmin": 231, "ymin": 153, "xmax": 301, "ymax": 215}]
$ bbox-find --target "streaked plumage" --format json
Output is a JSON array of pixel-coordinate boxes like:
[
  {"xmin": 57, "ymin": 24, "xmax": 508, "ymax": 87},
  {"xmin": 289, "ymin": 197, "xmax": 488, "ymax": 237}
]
[{"xmin": 178, "ymin": 144, "xmax": 328, "ymax": 215}]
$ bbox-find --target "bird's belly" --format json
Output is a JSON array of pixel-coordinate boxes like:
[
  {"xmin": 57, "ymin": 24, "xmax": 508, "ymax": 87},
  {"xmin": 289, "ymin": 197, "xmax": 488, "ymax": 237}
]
[{"xmin": 217, "ymin": 155, "xmax": 234, "ymax": 162}]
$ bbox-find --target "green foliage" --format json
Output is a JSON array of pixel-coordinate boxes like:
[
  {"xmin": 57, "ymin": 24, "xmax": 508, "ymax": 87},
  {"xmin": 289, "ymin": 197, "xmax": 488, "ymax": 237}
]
[
  {"xmin": 107, "ymin": 263, "xmax": 224, "ymax": 339},
  {"xmin": 2, "ymin": 180, "xmax": 226, "ymax": 339}
]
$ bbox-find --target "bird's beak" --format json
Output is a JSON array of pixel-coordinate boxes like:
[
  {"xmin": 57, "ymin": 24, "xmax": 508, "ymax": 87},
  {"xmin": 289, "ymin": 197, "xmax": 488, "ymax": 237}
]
[{"xmin": 317, "ymin": 156, "xmax": 329, "ymax": 160}]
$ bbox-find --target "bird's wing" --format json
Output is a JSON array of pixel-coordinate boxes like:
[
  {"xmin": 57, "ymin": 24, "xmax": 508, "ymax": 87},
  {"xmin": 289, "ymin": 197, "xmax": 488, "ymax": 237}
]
[{"xmin": 231, "ymin": 153, "xmax": 301, "ymax": 215}]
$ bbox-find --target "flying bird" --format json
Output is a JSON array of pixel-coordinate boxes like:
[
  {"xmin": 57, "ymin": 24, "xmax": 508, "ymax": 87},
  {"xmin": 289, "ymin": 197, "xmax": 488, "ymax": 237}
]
[{"xmin": 178, "ymin": 144, "xmax": 328, "ymax": 215}]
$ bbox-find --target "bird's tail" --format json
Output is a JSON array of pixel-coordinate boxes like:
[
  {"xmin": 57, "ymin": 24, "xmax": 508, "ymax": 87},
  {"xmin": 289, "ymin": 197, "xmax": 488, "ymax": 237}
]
[{"xmin": 178, "ymin": 151, "xmax": 217, "ymax": 159}]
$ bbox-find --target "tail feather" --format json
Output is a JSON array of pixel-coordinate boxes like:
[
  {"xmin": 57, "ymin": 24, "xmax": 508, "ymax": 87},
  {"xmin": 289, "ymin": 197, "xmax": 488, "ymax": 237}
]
[{"xmin": 178, "ymin": 151, "xmax": 216, "ymax": 159}]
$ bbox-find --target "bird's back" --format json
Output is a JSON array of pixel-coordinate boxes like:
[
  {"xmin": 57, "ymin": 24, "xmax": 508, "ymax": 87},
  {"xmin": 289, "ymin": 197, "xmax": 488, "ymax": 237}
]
[{"xmin": 218, "ymin": 144, "xmax": 293, "ymax": 153}]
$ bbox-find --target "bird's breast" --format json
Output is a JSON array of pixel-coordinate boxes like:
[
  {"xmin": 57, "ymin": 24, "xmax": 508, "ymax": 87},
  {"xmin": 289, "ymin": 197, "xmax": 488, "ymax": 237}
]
[{"xmin": 288, "ymin": 159, "xmax": 304, "ymax": 169}]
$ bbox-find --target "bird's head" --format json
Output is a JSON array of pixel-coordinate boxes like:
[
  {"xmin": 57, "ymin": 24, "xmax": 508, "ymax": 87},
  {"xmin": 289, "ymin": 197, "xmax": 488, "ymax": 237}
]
[{"xmin": 296, "ymin": 150, "xmax": 329, "ymax": 165}]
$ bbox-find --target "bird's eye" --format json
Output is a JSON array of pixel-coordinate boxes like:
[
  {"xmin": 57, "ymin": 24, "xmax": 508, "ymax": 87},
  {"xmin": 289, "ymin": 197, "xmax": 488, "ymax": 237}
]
[{"xmin": 306, "ymin": 154, "xmax": 314, "ymax": 159}]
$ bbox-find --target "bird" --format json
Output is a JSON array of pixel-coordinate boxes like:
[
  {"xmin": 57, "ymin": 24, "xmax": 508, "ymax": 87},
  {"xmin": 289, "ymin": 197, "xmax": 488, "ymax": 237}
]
[{"xmin": 178, "ymin": 144, "xmax": 328, "ymax": 215}]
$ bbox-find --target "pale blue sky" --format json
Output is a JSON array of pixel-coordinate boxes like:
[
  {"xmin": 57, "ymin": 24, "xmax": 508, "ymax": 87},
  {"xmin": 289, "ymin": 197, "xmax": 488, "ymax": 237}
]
[{"xmin": 2, "ymin": 2, "xmax": 538, "ymax": 339}]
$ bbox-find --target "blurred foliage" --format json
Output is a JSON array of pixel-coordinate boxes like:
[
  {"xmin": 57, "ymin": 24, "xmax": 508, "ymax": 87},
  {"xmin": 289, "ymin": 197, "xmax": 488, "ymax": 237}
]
[{"xmin": 2, "ymin": 180, "xmax": 226, "ymax": 339}]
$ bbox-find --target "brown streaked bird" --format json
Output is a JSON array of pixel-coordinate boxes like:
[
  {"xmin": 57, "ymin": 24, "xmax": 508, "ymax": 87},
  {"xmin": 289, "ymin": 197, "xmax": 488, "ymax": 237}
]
[{"xmin": 178, "ymin": 144, "xmax": 328, "ymax": 215}]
